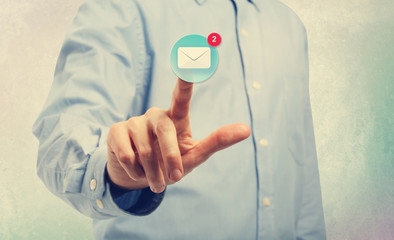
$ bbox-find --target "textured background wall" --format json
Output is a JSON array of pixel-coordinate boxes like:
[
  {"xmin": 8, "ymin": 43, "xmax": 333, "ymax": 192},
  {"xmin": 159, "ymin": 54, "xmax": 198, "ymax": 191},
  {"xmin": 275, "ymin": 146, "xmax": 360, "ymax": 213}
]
[
  {"xmin": 0, "ymin": 0, "xmax": 393, "ymax": 239},
  {"xmin": 281, "ymin": 0, "xmax": 394, "ymax": 239}
]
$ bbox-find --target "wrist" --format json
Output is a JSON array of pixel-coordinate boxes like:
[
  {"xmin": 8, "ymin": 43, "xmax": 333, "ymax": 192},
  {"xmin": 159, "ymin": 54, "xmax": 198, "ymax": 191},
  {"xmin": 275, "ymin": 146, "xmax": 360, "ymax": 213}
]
[{"xmin": 106, "ymin": 163, "xmax": 149, "ymax": 190}]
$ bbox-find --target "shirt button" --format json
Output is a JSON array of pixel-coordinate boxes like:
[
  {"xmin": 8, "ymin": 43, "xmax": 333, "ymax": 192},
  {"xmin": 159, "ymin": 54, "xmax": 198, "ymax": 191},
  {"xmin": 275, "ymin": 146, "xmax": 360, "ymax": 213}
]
[
  {"xmin": 96, "ymin": 199, "xmax": 104, "ymax": 209},
  {"xmin": 90, "ymin": 179, "xmax": 97, "ymax": 190},
  {"xmin": 252, "ymin": 81, "xmax": 261, "ymax": 90},
  {"xmin": 241, "ymin": 28, "xmax": 248, "ymax": 37},
  {"xmin": 259, "ymin": 138, "xmax": 268, "ymax": 147},
  {"xmin": 263, "ymin": 197, "xmax": 271, "ymax": 206}
]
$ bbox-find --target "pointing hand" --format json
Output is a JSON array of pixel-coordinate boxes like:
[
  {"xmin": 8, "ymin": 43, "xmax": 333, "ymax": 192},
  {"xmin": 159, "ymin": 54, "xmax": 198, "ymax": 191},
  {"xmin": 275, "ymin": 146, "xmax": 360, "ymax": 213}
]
[{"xmin": 106, "ymin": 78, "xmax": 251, "ymax": 193}]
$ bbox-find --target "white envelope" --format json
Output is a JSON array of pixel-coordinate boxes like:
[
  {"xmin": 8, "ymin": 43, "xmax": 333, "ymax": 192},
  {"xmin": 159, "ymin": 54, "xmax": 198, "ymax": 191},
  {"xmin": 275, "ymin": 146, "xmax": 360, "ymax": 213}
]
[{"xmin": 177, "ymin": 47, "xmax": 211, "ymax": 69}]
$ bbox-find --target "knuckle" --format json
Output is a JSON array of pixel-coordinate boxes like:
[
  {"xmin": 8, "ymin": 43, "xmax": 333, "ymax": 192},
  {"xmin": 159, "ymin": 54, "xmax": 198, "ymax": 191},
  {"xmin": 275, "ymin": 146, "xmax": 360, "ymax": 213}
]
[
  {"xmin": 111, "ymin": 121, "xmax": 124, "ymax": 130},
  {"xmin": 117, "ymin": 152, "xmax": 132, "ymax": 164},
  {"xmin": 145, "ymin": 107, "xmax": 161, "ymax": 116},
  {"xmin": 127, "ymin": 116, "xmax": 147, "ymax": 134},
  {"xmin": 108, "ymin": 122, "xmax": 123, "ymax": 138},
  {"xmin": 155, "ymin": 118, "xmax": 173, "ymax": 134},
  {"xmin": 138, "ymin": 148, "xmax": 153, "ymax": 161},
  {"xmin": 164, "ymin": 151, "xmax": 180, "ymax": 163},
  {"xmin": 126, "ymin": 116, "xmax": 140, "ymax": 128}
]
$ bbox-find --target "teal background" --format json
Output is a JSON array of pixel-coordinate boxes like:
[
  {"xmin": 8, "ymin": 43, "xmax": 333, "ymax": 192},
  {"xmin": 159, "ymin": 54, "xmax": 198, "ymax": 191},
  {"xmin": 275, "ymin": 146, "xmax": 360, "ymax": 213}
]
[
  {"xmin": 170, "ymin": 34, "xmax": 219, "ymax": 83},
  {"xmin": 0, "ymin": 0, "xmax": 392, "ymax": 239}
]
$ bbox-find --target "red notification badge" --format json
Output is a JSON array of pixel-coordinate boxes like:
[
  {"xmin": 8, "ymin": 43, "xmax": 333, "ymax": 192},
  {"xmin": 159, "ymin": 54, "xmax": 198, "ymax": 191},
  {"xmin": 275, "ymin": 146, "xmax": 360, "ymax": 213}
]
[{"xmin": 207, "ymin": 33, "xmax": 221, "ymax": 47}]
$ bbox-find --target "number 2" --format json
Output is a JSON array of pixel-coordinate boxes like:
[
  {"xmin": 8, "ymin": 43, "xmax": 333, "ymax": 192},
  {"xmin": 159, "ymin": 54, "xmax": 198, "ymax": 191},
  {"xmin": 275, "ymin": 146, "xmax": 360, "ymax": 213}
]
[{"xmin": 212, "ymin": 36, "xmax": 216, "ymax": 42}]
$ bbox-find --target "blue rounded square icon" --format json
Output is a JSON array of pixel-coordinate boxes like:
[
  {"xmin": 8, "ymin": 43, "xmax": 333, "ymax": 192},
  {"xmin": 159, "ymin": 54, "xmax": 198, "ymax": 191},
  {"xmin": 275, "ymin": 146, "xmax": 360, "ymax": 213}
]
[{"xmin": 170, "ymin": 34, "xmax": 219, "ymax": 83}]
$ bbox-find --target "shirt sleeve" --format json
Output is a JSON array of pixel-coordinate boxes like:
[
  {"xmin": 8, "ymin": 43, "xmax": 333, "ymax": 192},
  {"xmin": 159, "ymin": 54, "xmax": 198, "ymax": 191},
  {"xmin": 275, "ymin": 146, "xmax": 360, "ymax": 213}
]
[
  {"xmin": 296, "ymin": 25, "xmax": 327, "ymax": 239},
  {"xmin": 32, "ymin": 0, "xmax": 163, "ymax": 219}
]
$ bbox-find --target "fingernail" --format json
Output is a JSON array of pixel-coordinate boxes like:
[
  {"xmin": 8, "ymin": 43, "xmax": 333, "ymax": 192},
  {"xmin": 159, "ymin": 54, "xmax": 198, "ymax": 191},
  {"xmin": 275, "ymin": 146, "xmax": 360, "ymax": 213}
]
[
  {"xmin": 150, "ymin": 184, "xmax": 165, "ymax": 193},
  {"xmin": 170, "ymin": 169, "xmax": 182, "ymax": 182}
]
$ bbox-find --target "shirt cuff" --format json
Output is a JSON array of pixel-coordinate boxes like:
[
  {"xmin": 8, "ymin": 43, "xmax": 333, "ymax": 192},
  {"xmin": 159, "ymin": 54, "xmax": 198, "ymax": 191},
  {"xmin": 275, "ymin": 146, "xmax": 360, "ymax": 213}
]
[
  {"xmin": 82, "ymin": 141, "xmax": 166, "ymax": 218},
  {"xmin": 104, "ymin": 164, "xmax": 166, "ymax": 216}
]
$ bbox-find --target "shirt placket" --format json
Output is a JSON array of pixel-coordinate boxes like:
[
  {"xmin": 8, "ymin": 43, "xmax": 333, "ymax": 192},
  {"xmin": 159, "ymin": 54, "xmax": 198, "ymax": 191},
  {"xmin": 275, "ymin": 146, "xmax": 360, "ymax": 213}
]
[{"xmin": 233, "ymin": 0, "xmax": 275, "ymax": 239}]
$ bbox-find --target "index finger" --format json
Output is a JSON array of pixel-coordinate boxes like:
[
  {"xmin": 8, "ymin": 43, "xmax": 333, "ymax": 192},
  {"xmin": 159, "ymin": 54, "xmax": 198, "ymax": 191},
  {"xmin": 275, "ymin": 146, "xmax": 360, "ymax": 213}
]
[{"xmin": 169, "ymin": 78, "xmax": 193, "ymax": 120}]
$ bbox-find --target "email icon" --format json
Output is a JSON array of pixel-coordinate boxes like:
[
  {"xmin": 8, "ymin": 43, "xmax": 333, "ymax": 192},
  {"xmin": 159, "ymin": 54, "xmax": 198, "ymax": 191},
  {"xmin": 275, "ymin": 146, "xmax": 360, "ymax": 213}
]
[{"xmin": 177, "ymin": 47, "xmax": 211, "ymax": 69}]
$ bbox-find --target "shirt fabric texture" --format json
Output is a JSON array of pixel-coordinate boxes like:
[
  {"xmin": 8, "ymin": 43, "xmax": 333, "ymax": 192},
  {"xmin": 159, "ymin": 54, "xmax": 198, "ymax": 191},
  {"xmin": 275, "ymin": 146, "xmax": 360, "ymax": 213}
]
[{"xmin": 33, "ymin": 0, "xmax": 327, "ymax": 239}]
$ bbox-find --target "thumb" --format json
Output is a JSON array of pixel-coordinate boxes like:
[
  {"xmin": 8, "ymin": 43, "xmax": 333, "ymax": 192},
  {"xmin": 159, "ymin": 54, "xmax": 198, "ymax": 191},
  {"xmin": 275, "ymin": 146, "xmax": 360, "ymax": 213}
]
[{"xmin": 183, "ymin": 123, "xmax": 251, "ymax": 170}]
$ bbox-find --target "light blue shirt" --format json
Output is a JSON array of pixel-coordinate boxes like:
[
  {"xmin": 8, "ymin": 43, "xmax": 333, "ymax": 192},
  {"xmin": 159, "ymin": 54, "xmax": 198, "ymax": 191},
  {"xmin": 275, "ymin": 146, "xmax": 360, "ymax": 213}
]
[{"xmin": 33, "ymin": 0, "xmax": 326, "ymax": 239}]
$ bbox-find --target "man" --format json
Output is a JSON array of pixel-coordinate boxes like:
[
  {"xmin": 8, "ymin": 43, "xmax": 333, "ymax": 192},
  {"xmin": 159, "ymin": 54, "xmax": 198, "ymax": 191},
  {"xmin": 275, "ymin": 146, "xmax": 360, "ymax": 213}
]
[{"xmin": 33, "ymin": 0, "xmax": 326, "ymax": 239}]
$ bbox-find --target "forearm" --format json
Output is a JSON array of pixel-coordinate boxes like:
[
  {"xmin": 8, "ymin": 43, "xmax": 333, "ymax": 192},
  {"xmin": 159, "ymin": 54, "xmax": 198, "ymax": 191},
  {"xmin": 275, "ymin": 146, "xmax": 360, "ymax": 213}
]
[
  {"xmin": 32, "ymin": 0, "xmax": 158, "ymax": 218},
  {"xmin": 36, "ymin": 131, "xmax": 125, "ymax": 218}
]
